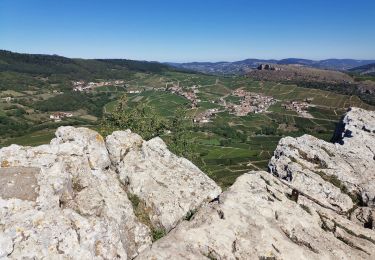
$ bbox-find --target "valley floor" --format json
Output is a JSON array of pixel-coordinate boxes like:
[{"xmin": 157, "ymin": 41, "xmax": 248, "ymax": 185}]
[{"xmin": 2, "ymin": 72, "xmax": 374, "ymax": 187}]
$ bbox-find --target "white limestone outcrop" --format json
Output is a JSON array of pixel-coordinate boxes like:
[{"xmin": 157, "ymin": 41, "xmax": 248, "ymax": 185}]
[
  {"xmin": 106, "ymin": 130, "xmax": 222, "ymax": 232},
  {"xmin": 137, "ymin": 171, "xmax": 375, "ymax": 259},
  {"xmin": 269, "ymin": 107, "xmax": 375, "ymax": 213},
  {"xmin": 0, "ymin": 127, "xmax": 220, "ymax": 259}
]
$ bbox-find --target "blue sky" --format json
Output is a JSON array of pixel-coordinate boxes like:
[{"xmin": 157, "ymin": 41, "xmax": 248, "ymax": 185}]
[{"xmin": 1, "ymin": 0, "xmax": 374, "ymax": 62}]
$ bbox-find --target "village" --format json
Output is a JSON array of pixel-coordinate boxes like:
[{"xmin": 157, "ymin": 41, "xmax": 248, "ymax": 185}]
[
  {"xmin": 49, "ymin": 112, "xmax": 73, "ymax": 122},
  {"xmin": 166, "ymin": 82, "xmax": 200, "ymax": 108},
  {"xmin": 226, "ymin": 88, "xmax": 277, "ymax": 116},
  {"xmin": 70, "ymin": 79, "xmax": 313, "ymax": 124},
  {"xmin": 72, "ymin": 80, "xmax": 125, "ymax": 92},
  {"xmin": 192, "ymin": 88, "xmax": 278, "ymax": 123},
  {"xmin": 193, "ymin": 108, "xmax": 220, "ymax": 124},
  {"xmin": 282, "ymin": 98, "xmax": 314, "ymax": 118}
]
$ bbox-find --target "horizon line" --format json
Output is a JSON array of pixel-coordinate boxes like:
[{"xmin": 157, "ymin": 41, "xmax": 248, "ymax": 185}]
[{"xmin": 2, "ymin": 49, "xmax": 375, "ymax": 63}]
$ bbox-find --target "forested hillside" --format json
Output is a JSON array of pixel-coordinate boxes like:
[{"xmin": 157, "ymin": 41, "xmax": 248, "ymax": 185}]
[{"xmin": 0, "ymin": 50, "xmax": 186, "ymax": 91}]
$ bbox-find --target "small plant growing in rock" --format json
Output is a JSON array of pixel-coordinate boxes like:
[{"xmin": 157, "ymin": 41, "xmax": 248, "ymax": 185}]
[
  {"xmin": 128, "ymin": 192, "xmax": 167, "ymax": 241},
  {"xmin": 184, "ymin": 209, "xmax": 197, "ymax": 221},
  {"xmin": 128, "ymin": 193, "xmax": 140, "ymax": 209},
  {"xmin": 151, "ymin": 228, "xmax": 166, "ymax": 241}
]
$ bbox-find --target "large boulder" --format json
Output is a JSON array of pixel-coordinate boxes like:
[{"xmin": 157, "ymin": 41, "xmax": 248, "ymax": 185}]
[
  {"xmin": 137, "ymin": 171, "xmax": 375, "ymax": 259},
  {"xmin": 106, "ymin": 130, "xmax": 222, "ymax": 232},
  {"xmin": 0, "ymin": 127, "xmax": 152, "ymax": 259},
  {"xmin": 0, "ymin": 126, "xmax": 222, "ymax": 259},
  {"xmin": 269, "ymin": 107, "xmax": 375, "ymax": 213}
]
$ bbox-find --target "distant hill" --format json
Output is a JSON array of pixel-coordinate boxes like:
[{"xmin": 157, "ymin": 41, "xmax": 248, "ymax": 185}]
[
  {"xmin": 169, "ymin": 58, "xmax": 375, "ymax": 75},
  {"xmin": 0, "ymin": 50, "xmax": 191, "ymax": 92},
  {"xmin": 277, "ymin": 58, "xmax": 375, "ymax": 70},
  {"xmin": 245, "ymin": 63, "xmax": 375, "ymax": 106},
  {"xmin": 349, "ymin": 63, "xmax": 375, "ymax": 76},
  {"xmin": 246, "ymin": 64, "xmax": 353, "ymax": 83},
  {"xmin": 0, "ymin": 50, "xmax": 180, "ymax": 78},
  {"xmin": 167, "ymin": 59, "xmax": 277, "ymax": 75}
]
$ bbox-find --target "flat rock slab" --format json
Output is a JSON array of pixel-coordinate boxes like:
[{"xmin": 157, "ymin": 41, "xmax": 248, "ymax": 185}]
[{"xmin": 0, "ymin": 167, "xmax": 40, "ymax": 201}]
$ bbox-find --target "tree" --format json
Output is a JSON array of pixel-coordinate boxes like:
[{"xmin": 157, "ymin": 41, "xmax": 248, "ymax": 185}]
[
  {"xmin": 101, "ymin": 98, "xmax": 198, "ymax": 162},
  {"xmin": 101, "ymin": 95, "xmax": 167, "ymax": 140},
  {"xmin": 101, "ymin": 95, "xmax": 200, "ymax": 169},
  {"xmin": 166, "ymin": 106, "xmax": 197, "ymax": 161},
  {"xmin": 116, "ymin": 93, "xmax": 128, "ymax": 112}
]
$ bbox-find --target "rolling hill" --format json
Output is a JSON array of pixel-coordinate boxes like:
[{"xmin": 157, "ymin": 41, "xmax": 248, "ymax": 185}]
[
  {"xmin": 246, "ymin": 64, "xmax": 353, "ymax": 83},
  {"xmin": 349, "ymin": 63, "xmax": 375, "ymax": 76},
  {"xmin": 169, "ymin": 58, "xmax": 375, "ymax": 75},
  {"xmin": 0, "ymin": 50, "xmax": 193, "ymax": 93},
  {"xmin": 0, "ymin": 50, "xmax": 189, "ymax": 87}
]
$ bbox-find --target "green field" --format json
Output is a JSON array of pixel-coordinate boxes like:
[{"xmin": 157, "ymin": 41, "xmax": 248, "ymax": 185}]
[{"xmin": 2, "ymin": 129, "xmax": 56, "ymax": 147}]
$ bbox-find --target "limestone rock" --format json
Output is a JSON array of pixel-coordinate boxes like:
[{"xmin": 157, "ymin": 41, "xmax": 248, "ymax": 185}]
[
  {"xmin": 269, "ymin": 107, "xmax": 375, "ymax": 213},
  {"xmin": 0, "ymin": 126, "xmax": 222, "ymax": 259},
  {"xmin": 0, "ymin": 127, "xmax": 152, "ymax": 259},
  {"xmin": 351, "ymin": 207, "xmax": 375, "ymax": 230},
  {"xmin": 137, "ymin": 171, "xmax": 375, "ymax": 259},
  {"xmin": 106, "ymin": 130, "xmax": 222, "ymax": 232}
]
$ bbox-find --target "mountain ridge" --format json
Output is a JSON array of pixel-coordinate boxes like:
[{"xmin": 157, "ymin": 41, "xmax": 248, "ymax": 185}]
[
  {"xmin": 168, "ymin": 58, "xmax": 375, "ymax": 75},
  {"xmin": 350, "ymin": 63, "xmax": 375, "ymax": 76},
  {"xmin": 3, "ymin": 49, "xmax": 374, "ymax": 75},
  {"xmin": 0, "ymin": 49, "xmax": 192, "ymax": 79}
]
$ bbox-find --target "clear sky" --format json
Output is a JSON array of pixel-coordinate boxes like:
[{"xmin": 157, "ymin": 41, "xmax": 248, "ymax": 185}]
[{"xmin": 1, "ymin": 0, "xmax": 374, "ymax": 62}]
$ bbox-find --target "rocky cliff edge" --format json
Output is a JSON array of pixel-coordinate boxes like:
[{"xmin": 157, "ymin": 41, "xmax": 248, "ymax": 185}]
[
  {"xmin": 0, "ymin": 127, "xmax": 221, "ymax": 259},
  {"xmin": 1, "ymin": 107, "xmax": 375, "ymax": 259}
]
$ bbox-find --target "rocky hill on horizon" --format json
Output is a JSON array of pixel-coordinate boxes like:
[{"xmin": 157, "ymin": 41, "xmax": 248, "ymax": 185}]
[
  {"xmin": 169, "ymin": 58, "xmax": 375, "ymax": 75},
  {"xmin": 247, "ymin": 64, "xmax": 354, "ymax": 84},
  {"xmin": 1, "ymin": 107, "xmax": 375, "ymax": 259}
]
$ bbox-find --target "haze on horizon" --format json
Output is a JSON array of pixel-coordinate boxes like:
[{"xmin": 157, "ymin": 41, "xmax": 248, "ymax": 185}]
[{"xmin": 1, "ymin": 0, "xmax": 374, "ymax": 62}]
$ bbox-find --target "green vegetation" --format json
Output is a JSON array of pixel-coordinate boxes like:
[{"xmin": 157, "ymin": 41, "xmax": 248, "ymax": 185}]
[
  {"xmin": 101, "ymin": 94, "xmax": 167, "ymax": 140},
  {"xmin": 2, "ymin": 129, "xmax": 56, "ymax": 146},
  {"xmin": 0, "ymin": 50, "xmax": 188, "ymax": 91},
  {"xmin": 127, "ymin": 192, "xmax": 166, "ymax": 241},
  {"xmin": 35, "ymin": 92, "xmax": 113, "ymax": 117},
  {"xmin": 284, "ymin": 80, "xmax": 375, "ymax": 106},
  {"xmin": 151, "ymin": 229, "xmax": 166, "ymax": 242},
  {"xmin": 184, "ymin": 209, "xmax": 198, "ymax": 221},
  {"xmin": 101, "ymin": 94, "xmax": 197, "ymax": 162}
]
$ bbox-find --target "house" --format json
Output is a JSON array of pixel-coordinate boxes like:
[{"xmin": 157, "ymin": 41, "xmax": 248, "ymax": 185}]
[
  {"xmin": 3, "ymin": 97, "xmax": 12, "ymax": 102},
  {"xmin": 127, "ymin": 90, "xmax": 141, "ymax": 94},
  {"xmin": 50, "ymin": 112, "xmax": 73, "ymax": 122}
]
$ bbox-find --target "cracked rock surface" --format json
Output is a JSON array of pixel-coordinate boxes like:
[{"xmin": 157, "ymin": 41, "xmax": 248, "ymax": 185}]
[
  {"xmin": 137, "ymin": 171, "xmax": 375, "ymax": 259},
  {"xmin": 106, "ymin": 130, "xmax": 221, "ymax": 232},
  {"xmin": 0, "ymin": 127, "xmax": 220, "ymax": 259},
  {"xmin": 269, "ymin": 107, "xmax": 375, "ymax": 218}
]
